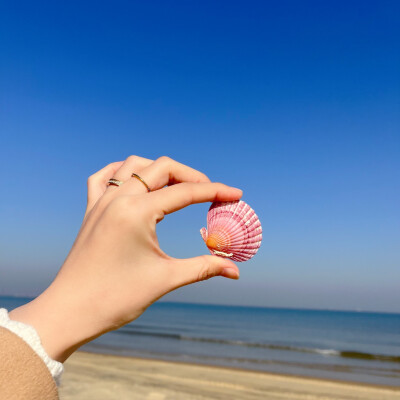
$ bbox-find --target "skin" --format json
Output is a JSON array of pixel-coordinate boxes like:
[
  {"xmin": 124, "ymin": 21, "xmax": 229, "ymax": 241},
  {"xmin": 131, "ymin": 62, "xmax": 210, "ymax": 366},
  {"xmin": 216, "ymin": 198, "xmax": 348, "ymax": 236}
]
[{"xmin": 9, "ymin": 156, "xmax": 242, "ymax": 363}]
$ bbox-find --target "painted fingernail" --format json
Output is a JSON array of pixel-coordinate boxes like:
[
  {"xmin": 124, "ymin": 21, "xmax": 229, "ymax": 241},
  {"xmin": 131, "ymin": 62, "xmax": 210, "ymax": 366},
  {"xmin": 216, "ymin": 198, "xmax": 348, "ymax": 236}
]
[{"xmin": 221, "ymin": 268, "xmax": 240, "ymax": 279}]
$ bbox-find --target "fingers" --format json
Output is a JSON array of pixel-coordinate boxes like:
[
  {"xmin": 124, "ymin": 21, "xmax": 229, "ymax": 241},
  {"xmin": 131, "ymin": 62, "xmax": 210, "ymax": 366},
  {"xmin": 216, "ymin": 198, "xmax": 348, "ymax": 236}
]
[
  {"xmin": 168, "ymin": 255, "xmax": 240, "ymax": 290},
  {"xmin": 149, "ymin": 182, "xmax": 242, "ymax": 219},
  {"xmin": 107, "ymin": 155, "xmax": 154, "ymax": 187},
  {"xmin": 86, "ymin": 161, "xmax": 124, "ymax": 211},
  {"xmin": 122, "ymin": 156, "xmax": 211, "ymax": 194}
]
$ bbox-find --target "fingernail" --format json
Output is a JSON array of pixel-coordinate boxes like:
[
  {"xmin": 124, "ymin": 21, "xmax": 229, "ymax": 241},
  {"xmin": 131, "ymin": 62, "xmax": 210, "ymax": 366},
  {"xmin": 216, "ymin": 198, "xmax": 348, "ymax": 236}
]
[{"xmin": 221, "ymin": 268, "xmax": 240, "ymax": 279}]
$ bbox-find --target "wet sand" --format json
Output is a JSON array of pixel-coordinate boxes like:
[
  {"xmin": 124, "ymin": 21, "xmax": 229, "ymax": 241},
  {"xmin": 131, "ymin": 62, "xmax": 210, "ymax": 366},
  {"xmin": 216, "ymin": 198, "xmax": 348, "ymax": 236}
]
[{"xmin": 59, "ymin": 351, "xmax": 400, "ymax": 400}]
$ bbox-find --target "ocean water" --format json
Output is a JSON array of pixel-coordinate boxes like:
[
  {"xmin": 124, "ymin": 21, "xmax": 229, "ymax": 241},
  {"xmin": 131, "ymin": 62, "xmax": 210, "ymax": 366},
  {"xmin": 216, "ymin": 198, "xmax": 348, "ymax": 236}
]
[{"xmin": 1, "ymin": 296, "xmax": 399, "ymax": 386}]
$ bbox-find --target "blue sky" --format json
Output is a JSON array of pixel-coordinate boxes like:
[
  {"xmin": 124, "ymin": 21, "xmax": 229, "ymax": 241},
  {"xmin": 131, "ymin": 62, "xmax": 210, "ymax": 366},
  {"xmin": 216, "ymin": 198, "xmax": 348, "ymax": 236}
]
[{"xmin": 1, "ymin": 1, "xmax": 399, "ymax": 312}]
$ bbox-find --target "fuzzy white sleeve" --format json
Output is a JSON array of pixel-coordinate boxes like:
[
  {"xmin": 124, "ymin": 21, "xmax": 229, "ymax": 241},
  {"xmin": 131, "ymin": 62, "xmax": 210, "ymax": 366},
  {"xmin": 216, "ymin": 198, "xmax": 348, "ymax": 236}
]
[{"xmin": 0, "ymin": 308, "xmax": 64, "ymax": 385}]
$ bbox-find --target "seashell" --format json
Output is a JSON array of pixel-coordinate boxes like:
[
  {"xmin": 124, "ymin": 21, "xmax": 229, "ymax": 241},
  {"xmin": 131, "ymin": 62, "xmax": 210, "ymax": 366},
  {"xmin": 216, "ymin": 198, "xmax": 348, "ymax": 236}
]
[{"xmin": 200, "ymin": 200, "xmax": 262, "ymax": 262}]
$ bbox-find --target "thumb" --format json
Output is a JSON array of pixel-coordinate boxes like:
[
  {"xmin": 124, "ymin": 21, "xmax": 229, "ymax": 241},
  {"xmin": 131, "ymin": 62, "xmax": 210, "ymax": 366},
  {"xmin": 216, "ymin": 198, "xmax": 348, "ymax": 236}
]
[{"xmin": 171, "ymin": 255, "xmax": 240, "ymax": 289}]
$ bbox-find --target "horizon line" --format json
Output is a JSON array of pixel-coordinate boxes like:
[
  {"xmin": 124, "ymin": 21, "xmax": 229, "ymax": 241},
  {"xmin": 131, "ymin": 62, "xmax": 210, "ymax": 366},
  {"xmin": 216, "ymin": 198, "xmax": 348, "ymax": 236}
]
[{"xmin": 1, "ymin": 293, "xmax": 399, "ymax": 316}]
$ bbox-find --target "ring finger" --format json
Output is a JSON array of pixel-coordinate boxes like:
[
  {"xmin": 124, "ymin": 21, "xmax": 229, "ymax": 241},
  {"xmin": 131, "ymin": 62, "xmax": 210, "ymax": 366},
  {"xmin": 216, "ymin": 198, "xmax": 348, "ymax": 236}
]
[
  {"xmin": 121, "ymin": 156, "xmax": 211, "ymax": 195},
  {"xmin": 106, "ymin": 155, "xmax": 153, "ymax": 191}
]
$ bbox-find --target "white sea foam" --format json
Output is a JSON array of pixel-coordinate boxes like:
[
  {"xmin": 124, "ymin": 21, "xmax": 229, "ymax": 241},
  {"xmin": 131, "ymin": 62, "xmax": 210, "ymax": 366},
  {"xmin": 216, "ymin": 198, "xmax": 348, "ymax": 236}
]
[{"xmin": 315, "ymin": 349, "xmax": 340, "ymax": 356}]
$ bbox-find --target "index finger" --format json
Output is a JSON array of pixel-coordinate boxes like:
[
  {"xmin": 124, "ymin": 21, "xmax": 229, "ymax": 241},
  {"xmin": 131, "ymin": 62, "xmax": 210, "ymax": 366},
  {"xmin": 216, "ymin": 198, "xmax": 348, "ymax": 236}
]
[{"xmin": 150, "ymin": 182, "xmax": 243, "ymax": 218}]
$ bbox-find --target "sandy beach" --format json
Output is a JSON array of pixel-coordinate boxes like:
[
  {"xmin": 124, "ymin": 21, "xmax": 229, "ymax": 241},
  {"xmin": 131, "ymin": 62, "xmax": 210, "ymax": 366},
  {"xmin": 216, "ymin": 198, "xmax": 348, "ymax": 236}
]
[{"xmin": 59, "ymin": 351, "xmax": 400, "ymax": 400}]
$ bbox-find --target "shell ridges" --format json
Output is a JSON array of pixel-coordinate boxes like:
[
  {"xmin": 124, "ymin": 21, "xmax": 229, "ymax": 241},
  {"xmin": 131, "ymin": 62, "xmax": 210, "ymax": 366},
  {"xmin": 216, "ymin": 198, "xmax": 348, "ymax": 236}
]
[{"xmin": 200, "ymin": 200, "xmax": 262, "ymax": 262}]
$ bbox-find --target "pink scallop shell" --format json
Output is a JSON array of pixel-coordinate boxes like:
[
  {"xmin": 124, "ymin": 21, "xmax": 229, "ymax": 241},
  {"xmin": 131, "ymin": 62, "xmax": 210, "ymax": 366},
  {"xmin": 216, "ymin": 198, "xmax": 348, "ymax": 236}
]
[{"xmin": 200, "ymin": 200, "xmax": 262, "ymax": 262}]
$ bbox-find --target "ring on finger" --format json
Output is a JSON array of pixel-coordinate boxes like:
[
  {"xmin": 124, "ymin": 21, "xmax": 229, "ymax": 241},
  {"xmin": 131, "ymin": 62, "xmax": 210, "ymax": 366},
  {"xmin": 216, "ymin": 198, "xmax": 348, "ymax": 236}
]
[
  {"xmin": 131, "ymin": 173, "xmax": 151, "ymax": 192},
  {"xmin": 108, "ymin": 178, "xmax": 124, "ymax": 187}
]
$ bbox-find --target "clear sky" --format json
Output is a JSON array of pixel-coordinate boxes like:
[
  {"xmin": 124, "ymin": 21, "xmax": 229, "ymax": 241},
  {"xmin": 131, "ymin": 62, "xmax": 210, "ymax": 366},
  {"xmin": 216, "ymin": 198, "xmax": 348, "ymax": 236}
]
[{"xmin": 1, "ymin": 1, "xmax": 399, "ymax": 312}]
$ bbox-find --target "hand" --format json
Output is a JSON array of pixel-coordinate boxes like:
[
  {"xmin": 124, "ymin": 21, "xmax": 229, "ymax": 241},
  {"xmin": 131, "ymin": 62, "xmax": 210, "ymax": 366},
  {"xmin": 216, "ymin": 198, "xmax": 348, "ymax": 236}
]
[{"xmin": 9, "ymin": 156, "xmax": 242, "ymax": 362}]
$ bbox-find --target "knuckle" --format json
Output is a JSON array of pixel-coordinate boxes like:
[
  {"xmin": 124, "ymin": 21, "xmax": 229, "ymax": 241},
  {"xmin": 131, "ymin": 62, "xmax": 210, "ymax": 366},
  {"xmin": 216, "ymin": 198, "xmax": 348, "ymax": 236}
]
[
  {"xmin": 197, "ymin": 257, "xmax": 215, "ymax": 282},
  {"xmin": 126, "ymin": 155, "xmax": 139, "ymax": 164},
  {"xmin": 107, "ymin": 161, "xmax": 118, "ymax": 169},
  {"xmin": 87, "ymin": 174, "xmax": 96, "ymax": 186},
  {"xmin": 107, "ymin": 195, "xmax": 149, "ymax": 225},
  {"xmin": 106, "ymin": 196, "xmax": 132, "ymax": 221},
  {"xmin": 213, "ymin": 182, "xmax": 226, "ymax": 193},
  {"xmin": 156, "ymin": 155, "xmax": 172, "ymax": 165},
  {"xmin": 199, "ymin": 172, "xmax": 210, "ymax": 182}
]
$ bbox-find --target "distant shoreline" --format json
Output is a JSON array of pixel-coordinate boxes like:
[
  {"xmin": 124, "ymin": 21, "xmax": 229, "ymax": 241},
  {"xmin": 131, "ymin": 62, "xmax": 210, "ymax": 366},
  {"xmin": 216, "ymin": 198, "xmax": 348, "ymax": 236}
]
[{"xmin": 1, "ymin": 295, "xmax": 399, "ymax": 315}]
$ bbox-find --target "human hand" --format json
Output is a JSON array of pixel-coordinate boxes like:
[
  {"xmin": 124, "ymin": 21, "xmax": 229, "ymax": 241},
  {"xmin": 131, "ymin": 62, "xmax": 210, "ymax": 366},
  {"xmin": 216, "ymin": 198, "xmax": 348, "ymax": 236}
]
[{"xmin": 9, "ymin": 156, "xmax": 242, "ymax": 362}]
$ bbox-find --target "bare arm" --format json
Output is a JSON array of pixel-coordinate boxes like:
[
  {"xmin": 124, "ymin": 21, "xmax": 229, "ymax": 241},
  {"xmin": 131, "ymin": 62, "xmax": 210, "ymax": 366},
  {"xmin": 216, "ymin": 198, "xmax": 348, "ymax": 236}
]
[{"xmin": 9, "ymin": 155, "xmax": 242, "ymax": 363}]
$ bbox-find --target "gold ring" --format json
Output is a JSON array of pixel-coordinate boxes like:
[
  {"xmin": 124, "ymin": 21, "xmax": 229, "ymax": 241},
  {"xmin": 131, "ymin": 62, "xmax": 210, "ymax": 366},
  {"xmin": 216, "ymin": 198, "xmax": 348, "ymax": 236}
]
[
  {"xmin": 108, "ymin": 178, "xmax": 124, "ymax": 187},
  {"xmin": 131, "ymin": 173, "xmax": 151, "ymax": 192}
]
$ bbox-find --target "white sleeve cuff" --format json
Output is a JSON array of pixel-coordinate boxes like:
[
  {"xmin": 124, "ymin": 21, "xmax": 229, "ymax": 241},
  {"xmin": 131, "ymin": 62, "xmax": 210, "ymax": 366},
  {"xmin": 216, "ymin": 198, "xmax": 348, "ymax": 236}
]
[{"xmin": 0, "ymin": 308, "xmax": 64, "ymax": 386}]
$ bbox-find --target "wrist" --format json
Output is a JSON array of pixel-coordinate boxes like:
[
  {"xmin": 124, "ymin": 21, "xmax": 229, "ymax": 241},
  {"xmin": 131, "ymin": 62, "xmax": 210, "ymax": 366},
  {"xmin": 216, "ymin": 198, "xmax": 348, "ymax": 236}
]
[{"xmin": 9, "ymin": 283, "xmax": 103, "ymax": 363}]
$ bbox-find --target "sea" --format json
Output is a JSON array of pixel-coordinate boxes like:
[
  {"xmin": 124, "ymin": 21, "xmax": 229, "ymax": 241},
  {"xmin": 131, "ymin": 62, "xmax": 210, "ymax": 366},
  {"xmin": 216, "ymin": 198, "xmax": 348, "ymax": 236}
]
[{"xmin": 1, "ymin": 296, "xmax": 399, "ymax": 387}]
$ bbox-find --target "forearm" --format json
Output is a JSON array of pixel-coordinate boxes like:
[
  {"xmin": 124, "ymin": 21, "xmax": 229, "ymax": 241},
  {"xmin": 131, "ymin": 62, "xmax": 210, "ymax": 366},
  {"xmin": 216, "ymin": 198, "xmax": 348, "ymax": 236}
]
[{"xmin": 8, "ymin": 282, "xmax": 104, "ymax": 363}]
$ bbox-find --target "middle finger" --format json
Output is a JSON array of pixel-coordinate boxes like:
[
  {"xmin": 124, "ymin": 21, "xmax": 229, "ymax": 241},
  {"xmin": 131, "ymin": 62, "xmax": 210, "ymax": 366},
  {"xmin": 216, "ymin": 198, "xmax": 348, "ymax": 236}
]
[
  {"xmin": 122, "ymin": 156, "xmax": 211, "ymax": 195},
  {"xmin": 106, "ymin": 155, "xmax": 153, "ymax": 192}
]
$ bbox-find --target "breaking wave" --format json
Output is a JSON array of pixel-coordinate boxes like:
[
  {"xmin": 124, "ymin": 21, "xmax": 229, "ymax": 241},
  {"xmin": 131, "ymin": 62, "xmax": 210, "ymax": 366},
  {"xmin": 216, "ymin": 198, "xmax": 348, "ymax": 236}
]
[{"xmin": 116, "ymin": 327, "xmax": 400, "ymax": 363}]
